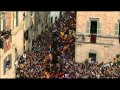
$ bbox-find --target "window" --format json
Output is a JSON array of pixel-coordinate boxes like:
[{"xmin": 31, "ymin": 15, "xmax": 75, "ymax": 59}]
[
  {"xmin": 115, "ymin": 20, "xmax": 120, "ymax": 35},
  {"xmin": 115, "ymin": 21, "xmax": 120, "ymax": 43},
  {"xmin": 89, "ymin": 53, "xmax": 96, "ymax": 62},
  {"xmin": 3, "ymin": 17, "xmax": 6, "ymax": 30},
  {"xmin": 86, "ymin": 18, "xmax": 100, "ymax": 35},
  {"xmin": 1, "ymin": 19, "xmax": 3, "ymax": 31},
  {"xmin": 60, "ymin": 11, "xmax": 62, "ymax": 17},
  {"xmin": 23, "ymin": 12, "xmax": 26, "ymax": 20},
  {"xmin": 16, "ymin": 11, "xmax": 18, "ymax": 26},
  {"xmin": 6, "ymin": 54, "xmax": 12, "ymax": 69},
  {"xmin": 90, "ymin": 21, "xmax": 97, "ymax": 43},
  {"xmin": 116, "ymin": 54, "xmax": 120, "ymax": 58},
  {"xmin": 3, "ymin": 54, "xmax": 12, "ymax": 75},
  {"xmin": 24, "ymin": 30, "xmax": 28, "ymax": 40},
  {"xmin": 0, "ymin": 38, "xmax": 3, "ymax": 48},
  {"xmin": 90, "ymin": 21, "xmax": 97, "ymax": 34}
]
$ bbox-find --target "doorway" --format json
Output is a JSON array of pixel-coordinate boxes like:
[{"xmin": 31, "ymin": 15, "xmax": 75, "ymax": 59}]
[{"xmin": 90, "ymin": 21, "xmax": 97, "ymax": 43}]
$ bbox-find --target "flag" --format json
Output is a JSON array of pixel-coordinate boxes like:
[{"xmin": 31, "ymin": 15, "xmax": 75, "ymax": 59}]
[
  {"xmin": 6, "ymin": 39, "xmax": 9, "ymax": 48},
  {"xmin": 91, "ymin": 34, "xmax": 96, "ymax": 43}
]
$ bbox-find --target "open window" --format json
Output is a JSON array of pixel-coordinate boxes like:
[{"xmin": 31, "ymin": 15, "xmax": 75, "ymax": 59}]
[
  {"xmin": 16, "ymin": 11, "xmax": 18, "ymax": 26},
  {"xmin": 116, "ymin": 54, "xmax": 120, "ymax": 58},
  {"xmin": 87, "ymin": 18, "xmax": 100, "ymax": 43},
  {"xmin": 60, "ymin": 11, "xmax": 62, "ymax": 17},
  {"xmin": 0, "ymin": 38, "xmax": 3, "ymax": 48},
  {"xmin": 89, "ymin": 53, "xmax": 96, "ymax": 62},
  {"xmin": 24, "ymin": 30, "xmax": 28, "ymax": 40},
  {"xmin": 90, "ymin": 21, "xmax": 97, "ymax": 34},
  {"xmin": 51, "ymin": 16, "xmax": 53, "ymax": 24},
  {"xmin": 3, "ymin": 54, "xmax": 12, "ymax": 74},
  {"xmin": 115, "ymin": 20, "xmax": 120, "ymax": 43}
]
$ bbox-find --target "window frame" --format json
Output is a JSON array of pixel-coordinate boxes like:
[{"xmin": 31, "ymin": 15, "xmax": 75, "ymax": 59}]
[{"xmin": 86, "ymin": 18, "xmax": 100, "ymax": 35}]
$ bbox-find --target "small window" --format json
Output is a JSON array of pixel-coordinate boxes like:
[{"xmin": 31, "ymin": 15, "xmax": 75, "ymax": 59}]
[
  {"xmin": 89, "ymin": 53, "xmax": 96, "ymax": 62},
  {"xmin": 115, "ymin": 20, "xmax": 120, "ymax": 35},
  {"xmin": 24, "ymin": 30, "xmax": 28, "ymax": 40},
  {"xmin": 116, "ymin": 54, "xmax": 120, "ymax": 58},
  {"xmin": 60, "ymin": 11, "xmax": 62, "ymax": 17},
  {"xmin": 16, "ymin": 11, "xmax": 18, "ymax": 26},
  {"xmin": 4, "ymin": 54, "xmax": 12, "ymax": 74},
  {"xmin": 3, "ymin": 17, "xmax": 6, "ymax": 30}
]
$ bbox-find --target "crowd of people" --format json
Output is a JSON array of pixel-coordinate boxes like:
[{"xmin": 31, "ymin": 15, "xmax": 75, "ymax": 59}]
[{"xmin": 15, "ymin": 11, "xmax": 120, "ymax": 79}]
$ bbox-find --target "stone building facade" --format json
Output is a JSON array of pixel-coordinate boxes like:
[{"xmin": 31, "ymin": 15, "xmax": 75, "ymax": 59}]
[
  {"xmin": 0, "ymin": 11, "xmax": 24, "ymax": 78},
  {"xmin": 75, "ymin": 12, "xmax": 120, "ymax": 63}
]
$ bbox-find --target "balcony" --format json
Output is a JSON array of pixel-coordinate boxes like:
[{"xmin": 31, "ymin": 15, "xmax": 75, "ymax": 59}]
[
  {"xmin": 75, "ymin": 33, "xmax": 119, "ymax": 46},
  {"xmin": 0, "ymin": 30, "xmax": 12, "ymax": 53}
]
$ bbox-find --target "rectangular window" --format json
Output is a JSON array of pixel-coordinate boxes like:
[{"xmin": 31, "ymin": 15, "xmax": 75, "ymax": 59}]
[
  {"xmin": 115, "ymin": 20, "xmax": 120, "ymax": 43},
  {"xmin": 16, "ymin": 11, "xmax": 18, "ymax": 26},
  {"xmin": 87, "ymin": 18, "xmax": 100, "ymax": 35},
  {"xmin": 90, "ymin": 21, "xmax": 97, "ymax": 34},
  {"xmin": 115, "ymin": 20, "xmax": 120, "ymax": 35},
  {"xmin": 89, "ymin": 53, "xmax": 96, "ymax": 62},
  {"xmin": 119, "ymin": 22, "xmax": 120, "ymax": 35},
  {"xmin": 3, "ymin": 17, "xmax": 6, "ymax": 30},
  {"xmin": 1, "ymin": 19, "xmax": 3, "ymax": 31},
  {"xmin": 116, "ymin": 54, "xmax": 120, "ymax": 58}
]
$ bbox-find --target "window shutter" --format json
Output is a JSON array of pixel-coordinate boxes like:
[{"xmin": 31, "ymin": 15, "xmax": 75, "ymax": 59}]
[
  {"xmin": 16, "ymin": 11, "xmax": 18, "ymax": 26},
  {"xmin": 3, "ymin": 18, "xmax": 6, "ymax": 30},
  {"xmin": 97, "ymin": 22, "xmax": 100, "ymax": 35},
  {"xmin": 115, "ymin": 23, "xmax": 119, "ymax": 35},
  {"xmin": 1, "ymin": 19, "xmax": 3, "ymax": 31},
  {"xmin": 86, "ymin": 21, "xmax": 90, "ymax": 34},
  {"xmin": 8, "ymin": 54, "xmax": 12, "ymax": 69}
]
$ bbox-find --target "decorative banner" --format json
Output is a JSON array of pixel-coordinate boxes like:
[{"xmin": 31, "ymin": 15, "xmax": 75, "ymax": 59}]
[{"xmin": 4, "ymin": 37, "xmax": 11, "ymax": 53}]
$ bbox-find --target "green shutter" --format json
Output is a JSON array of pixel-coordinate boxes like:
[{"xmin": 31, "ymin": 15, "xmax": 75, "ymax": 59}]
[
  {"xmin": 115, "ymin": 23, "xmax": 119, "ymax": 35},
  {"xmin": 97, "ymin": 22, "xmax": 100, "ymax": 35},
  {"xmin": 86, "ymin": 21, "xmax": 90, "ymax": 34},
  {"xmin": 16, "ymin": 11, "xmax": 18, "ymax": 26}
]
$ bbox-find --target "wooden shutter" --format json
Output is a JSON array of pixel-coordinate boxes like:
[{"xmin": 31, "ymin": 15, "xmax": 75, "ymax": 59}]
[
  {"xmin": 3, "ymin": 18, "xmax": 6, "ymax": 30},
  {"xmin": 86, "ymin": 21, "xmax": 90, "ymax": 34},
  {"xmin": 115, "ymin": 23, "xmax": 119, "ymax": 35},
  {"xmin": 97, "ymin": 22, "xmax": 100, "ymax": 35}
]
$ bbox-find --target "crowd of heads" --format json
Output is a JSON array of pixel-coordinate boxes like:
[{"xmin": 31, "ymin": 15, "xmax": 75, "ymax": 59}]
[
  {"xmin": 0, "ymin": 30, "xmax": 11, "ymax": 39},
  {"xmin": 16, "ymin": 11, "xmax": 120, "ymax": 79}
]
